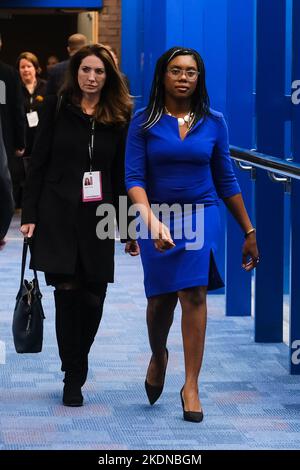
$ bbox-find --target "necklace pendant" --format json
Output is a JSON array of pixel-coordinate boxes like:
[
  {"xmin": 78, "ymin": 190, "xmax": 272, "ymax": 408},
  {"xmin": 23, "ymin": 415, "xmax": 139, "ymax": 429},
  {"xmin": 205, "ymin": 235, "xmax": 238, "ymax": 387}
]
[
  {"xmin": 184, "ymin": 114, "xmax": 190, "ymax": 123},
  {"xmin": 178, "ymin": 117, "xmax": 185, "ymax": 126}
]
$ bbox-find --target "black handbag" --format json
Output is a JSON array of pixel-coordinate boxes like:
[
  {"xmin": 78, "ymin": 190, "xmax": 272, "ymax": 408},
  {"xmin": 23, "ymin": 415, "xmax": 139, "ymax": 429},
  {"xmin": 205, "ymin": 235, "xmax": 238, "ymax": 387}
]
[{"xmin": 12, "ymin": 238, "xmax": 45, "ymax": 353}]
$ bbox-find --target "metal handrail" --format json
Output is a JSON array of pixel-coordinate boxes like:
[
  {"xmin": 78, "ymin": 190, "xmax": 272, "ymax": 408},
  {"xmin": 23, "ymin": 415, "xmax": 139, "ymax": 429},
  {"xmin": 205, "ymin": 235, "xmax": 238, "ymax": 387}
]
[{"xmin": 230, "ymin": 145, "xmax": 300, "ymax": 181}]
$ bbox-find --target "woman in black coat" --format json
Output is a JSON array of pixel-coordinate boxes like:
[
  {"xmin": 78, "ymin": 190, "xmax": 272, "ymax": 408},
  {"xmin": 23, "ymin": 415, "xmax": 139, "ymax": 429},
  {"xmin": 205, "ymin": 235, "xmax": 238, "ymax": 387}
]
[
  {"xmin": 17, "ymin": 52, "xmax": 47, "ymax": 175},
  {"xmin": 20, "ymin": 44, "xmax": 139, "ymax": 406}
]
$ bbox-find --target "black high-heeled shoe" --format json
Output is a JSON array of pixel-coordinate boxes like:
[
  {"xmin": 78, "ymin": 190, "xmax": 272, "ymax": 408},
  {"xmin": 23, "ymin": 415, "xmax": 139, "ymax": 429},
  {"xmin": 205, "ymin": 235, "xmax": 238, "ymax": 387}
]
[
  {"xmin": 145, "ymin": 348, "xmax": 168, "ymax": 405},
  {"xmin": 180, "ymin": 386, "xmax": 203, "ymax": 423}
]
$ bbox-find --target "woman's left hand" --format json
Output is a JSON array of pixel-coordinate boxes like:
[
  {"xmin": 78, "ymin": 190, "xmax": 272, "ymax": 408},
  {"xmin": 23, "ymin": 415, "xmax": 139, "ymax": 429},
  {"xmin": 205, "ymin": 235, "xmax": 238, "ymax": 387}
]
[
  {"xmin": 125, "ymin": 240, "xmax": 140, "ymax": 256},
  {"xmin": 242, "ymin": 232, "xmax": 260, "ymax": 271}
]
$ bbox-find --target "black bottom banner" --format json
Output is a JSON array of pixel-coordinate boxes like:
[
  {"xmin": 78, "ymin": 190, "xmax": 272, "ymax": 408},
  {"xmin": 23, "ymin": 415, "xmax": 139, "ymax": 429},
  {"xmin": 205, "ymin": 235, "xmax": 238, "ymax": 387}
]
[{"xmin": 0, "ymin": 449, "xmax": 298, "ymax": 466}]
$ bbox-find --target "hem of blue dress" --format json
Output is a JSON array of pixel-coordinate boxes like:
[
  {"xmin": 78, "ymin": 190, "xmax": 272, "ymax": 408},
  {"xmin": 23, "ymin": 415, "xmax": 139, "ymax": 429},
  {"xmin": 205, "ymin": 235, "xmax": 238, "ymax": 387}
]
[{"xmin": 144, "ymin": 248, "xmax": 225, "ymax": 298}]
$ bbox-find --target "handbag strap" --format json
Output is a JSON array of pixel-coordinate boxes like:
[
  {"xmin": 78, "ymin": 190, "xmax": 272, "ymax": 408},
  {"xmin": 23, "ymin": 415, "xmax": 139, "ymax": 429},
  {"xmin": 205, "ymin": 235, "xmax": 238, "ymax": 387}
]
[{"xmin": 19, "ymin": 238, "xmax": 41, "ymax": 293}]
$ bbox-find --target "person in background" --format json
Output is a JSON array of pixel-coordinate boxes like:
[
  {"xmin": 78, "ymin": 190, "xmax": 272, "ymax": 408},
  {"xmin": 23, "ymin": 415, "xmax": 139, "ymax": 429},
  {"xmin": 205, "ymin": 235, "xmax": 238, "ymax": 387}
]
[
  {"xmin": 20, "ymin": 44, "xmax": 137, "ymax": 407},
  {"xmin": 46, "ymin": 54, "xmax": 59, "ymax": 76},
  {"xmin": 0, "ymin": 112, "xmax": 14, "ymax": 247},
  {"xmin": 125, "ymin": 46, "xmax": 259, "ymax": 423},
  {"xmin": 17, "ymin": 52, "xmax": 47, "ymax": 174},
  {"xmin": 46, "ymin": 33, "xmax": 87, "ymax": 95},
  {"xmin": 0, "ymin": 33, "xmax": 25, "ymax": 211}
]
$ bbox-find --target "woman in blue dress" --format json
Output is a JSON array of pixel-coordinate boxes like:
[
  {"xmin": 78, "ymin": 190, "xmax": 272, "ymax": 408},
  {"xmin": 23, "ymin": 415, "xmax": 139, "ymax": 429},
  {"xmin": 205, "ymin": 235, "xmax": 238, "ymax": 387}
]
[{"xmin": 125, "ymin": 47, "xmax": 259, "ymax": 422}]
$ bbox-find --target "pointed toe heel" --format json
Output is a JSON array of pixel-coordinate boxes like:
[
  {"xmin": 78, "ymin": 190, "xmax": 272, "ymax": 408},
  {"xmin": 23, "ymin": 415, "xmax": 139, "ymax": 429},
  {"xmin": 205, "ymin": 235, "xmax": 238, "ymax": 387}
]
[
  {"xmin": 145, "ymin": 348, "xmax": 168, "ymax": 405},
  {"xmin": 145, "ymin": 380, "xmax": 163, "ymax": 405},
  {"xmin": 180, "ymin": 386, "xmax": 203, "ymax": 423}
]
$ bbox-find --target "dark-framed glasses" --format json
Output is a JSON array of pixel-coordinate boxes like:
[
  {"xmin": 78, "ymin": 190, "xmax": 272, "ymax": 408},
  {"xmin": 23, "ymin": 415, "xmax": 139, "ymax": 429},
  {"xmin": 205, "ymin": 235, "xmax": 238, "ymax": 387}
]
[{"xmin": 166, "ymin": 67, "xmax": 200, "ymax": 82}]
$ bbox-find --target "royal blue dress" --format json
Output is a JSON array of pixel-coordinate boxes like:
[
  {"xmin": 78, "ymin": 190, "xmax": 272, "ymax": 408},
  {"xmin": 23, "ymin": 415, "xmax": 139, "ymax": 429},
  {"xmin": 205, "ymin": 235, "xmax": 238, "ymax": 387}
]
[{"xmin": 125, "ymin": 109, "xmax": 241, "ymax": 298}]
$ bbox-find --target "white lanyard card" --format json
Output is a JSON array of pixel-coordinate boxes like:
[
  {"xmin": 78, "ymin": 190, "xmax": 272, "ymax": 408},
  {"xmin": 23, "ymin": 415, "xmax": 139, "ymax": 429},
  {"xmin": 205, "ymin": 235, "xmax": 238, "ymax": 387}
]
[
  {"xmin": 26, "ymin": 111, "xmax": 39, "ymax": 128},
  {"xmin": 82, "ymin": 171, "xmax": 103, "ymax": 202}
]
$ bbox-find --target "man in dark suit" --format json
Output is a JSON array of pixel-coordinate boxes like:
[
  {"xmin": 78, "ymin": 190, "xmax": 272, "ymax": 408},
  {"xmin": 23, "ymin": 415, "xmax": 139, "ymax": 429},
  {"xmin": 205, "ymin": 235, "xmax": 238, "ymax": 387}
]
[
  {"xmin": 0, "ymin": 33, "xmax": 25, "ymax": 239},
  {"xmin": 46, "ymin": 33, "xmax": 87, "ymax": 95}
]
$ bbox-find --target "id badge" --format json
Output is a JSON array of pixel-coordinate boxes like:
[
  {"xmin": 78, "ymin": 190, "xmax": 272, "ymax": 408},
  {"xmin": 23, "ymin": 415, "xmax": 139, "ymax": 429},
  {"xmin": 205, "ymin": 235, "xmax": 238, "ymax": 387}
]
[
  {"xmin": 26, "ymin": 111, "xmax": 39, "ymax": 128},
  {"xmin": 82, "ymin": 171, "xmax": 103, "ymax": 202}
]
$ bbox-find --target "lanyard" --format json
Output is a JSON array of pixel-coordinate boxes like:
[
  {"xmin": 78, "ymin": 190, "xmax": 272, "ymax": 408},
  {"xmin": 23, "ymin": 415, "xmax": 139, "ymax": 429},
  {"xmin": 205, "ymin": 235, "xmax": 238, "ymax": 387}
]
[{"xmin": 88, "ymin": 118, "xmax": 95, "ymax": 172}]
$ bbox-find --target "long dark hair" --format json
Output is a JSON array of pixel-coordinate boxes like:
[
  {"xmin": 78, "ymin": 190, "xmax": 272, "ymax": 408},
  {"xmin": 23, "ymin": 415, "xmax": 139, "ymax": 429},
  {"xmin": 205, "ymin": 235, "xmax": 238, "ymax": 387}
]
[
  {"xmin": 142, "ymin": 46, "xmax": 210, "ymax": 130},
  {"xmin": 61, "ymin": 44, "xmax": 133, "ymax": 125}
]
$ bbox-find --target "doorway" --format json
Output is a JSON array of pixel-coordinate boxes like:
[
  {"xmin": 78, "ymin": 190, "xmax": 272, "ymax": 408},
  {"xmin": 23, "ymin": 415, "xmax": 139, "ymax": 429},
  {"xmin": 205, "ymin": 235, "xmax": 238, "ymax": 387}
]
[{"xmin": 0, "ymin": 9, "xmax": 98, "ymax": 78}]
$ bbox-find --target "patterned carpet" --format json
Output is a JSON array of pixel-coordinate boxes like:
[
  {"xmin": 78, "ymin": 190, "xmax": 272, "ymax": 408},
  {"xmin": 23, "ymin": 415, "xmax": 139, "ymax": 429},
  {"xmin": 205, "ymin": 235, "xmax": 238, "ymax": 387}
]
[{"xmin": 1, "ymin": 216, "xmax": 300, "ymax": 450}]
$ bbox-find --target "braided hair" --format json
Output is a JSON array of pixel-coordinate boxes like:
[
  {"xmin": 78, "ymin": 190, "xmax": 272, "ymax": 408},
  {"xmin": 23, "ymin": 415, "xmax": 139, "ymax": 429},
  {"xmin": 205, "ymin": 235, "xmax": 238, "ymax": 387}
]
[{"xmin": 142, "ymin": 46, "xmax": 210, "ymax": 130}]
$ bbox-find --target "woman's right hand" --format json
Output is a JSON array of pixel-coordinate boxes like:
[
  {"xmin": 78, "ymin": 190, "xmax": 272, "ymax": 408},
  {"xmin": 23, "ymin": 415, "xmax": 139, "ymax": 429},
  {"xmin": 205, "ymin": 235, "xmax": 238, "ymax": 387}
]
[
  {"xmin": 15, "ymin": 148, "xmax": 25, "ymax": 157},
  {"xmin": 151, "ymin": 219, "xmax": 175, "ymax": 253},
  {"xmin": 20, "ymin": 224, "xmax": 36, "ymax": 238}
]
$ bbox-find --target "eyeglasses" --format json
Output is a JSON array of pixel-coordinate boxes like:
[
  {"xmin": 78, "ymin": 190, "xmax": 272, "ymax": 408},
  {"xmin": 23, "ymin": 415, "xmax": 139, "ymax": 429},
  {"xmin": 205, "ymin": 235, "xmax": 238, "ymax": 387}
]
[{"xmin": 166, "ymin": 67, "xmax": 200, "ymax": 82}]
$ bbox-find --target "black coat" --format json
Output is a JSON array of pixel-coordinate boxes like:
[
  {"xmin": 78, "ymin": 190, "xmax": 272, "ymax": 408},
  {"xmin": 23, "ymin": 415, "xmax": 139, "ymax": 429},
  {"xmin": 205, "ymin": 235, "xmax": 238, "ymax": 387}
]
[
  {"xmin": 0, "ymin": 112, "xmax": 14, "ymax": 239},
  {"xmin": 21, "ymin": 78, "xmax": 47, "ymax": 156},
  {"xmin": 0, "ymin": 60, "xmax": 25, "ymax": 158},
  {"xmin": 22, "ymin": 95, "xmax": 129, "ymax": 283}
]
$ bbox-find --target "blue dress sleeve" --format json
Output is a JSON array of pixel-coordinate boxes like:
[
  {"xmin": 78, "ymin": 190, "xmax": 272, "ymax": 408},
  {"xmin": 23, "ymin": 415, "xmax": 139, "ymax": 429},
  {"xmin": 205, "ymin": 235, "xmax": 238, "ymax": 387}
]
[
  {"xmin": 125, "ymin": 111, "xmax": 147, "ymax": 191},
  {"xmin": 210, "ymin": 115, "xmax": 241, "ymax": 199}
]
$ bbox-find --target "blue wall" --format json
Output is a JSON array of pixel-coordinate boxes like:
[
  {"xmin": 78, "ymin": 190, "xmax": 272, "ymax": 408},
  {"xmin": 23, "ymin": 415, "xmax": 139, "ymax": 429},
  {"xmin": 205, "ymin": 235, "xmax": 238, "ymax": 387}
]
[
  {"xmin": 122, "ymin": 0, "xmax": 256, "ymax": 301},
  {"xmin": 122, "ymin": 0, "xmax": 230, "ymax": 111}
]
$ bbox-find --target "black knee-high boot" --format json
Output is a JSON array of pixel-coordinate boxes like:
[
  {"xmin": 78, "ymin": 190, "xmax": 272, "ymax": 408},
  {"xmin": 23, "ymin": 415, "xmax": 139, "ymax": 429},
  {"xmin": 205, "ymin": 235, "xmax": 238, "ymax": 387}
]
[
  {"xmin": 79, "ymin": 285, "xmax": 107, "ymax": 386},
  {"xmin": 54, "ymin": 289, "xmax": 83, "ymax": 406}
]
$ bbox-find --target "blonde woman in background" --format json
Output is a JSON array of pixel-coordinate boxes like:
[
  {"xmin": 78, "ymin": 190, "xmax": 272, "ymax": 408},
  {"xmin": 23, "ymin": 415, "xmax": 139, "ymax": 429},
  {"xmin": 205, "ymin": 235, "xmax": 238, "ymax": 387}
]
[{"xmin": 17, "ymin": 52, "xmax": 47, "ymax": 174}]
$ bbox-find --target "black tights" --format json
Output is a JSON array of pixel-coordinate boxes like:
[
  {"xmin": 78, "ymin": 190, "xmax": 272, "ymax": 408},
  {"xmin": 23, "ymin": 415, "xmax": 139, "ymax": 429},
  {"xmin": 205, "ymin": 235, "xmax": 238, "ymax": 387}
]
[{"xmin": 54, "ymin": 281, "xmax": 107, "ymax": 385}]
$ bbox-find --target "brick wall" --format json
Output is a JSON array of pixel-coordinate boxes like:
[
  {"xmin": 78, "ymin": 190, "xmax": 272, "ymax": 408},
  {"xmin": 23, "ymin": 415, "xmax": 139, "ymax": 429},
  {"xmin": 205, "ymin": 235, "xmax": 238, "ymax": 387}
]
[{"xmin": 98, "ymin": 0, "xmax": 122, "ymax": 59}]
